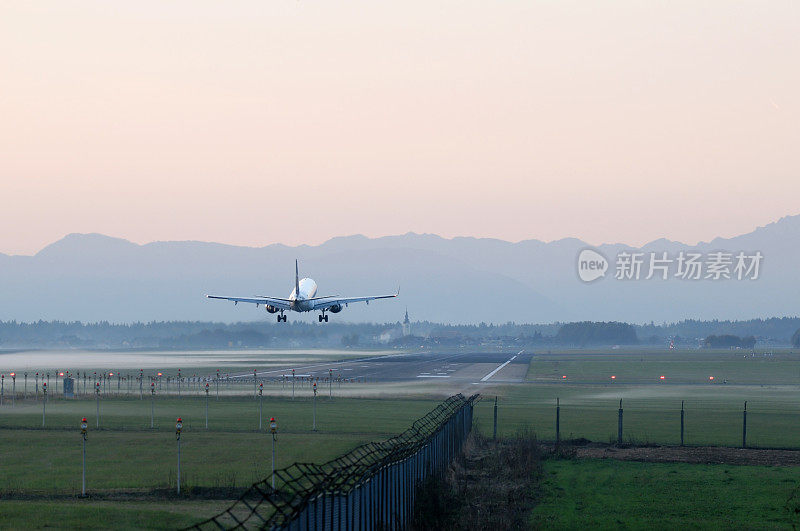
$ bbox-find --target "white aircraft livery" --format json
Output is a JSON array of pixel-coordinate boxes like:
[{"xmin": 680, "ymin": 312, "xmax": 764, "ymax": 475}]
[{"xmin": 206, "ymin": 260, "xmax": 398, "ymax": 322}]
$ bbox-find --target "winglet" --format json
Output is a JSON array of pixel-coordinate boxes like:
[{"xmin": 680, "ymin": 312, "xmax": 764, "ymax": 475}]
[{"xmin": 396, "ymin": 285, "xmax": 401, "ymax": 296}]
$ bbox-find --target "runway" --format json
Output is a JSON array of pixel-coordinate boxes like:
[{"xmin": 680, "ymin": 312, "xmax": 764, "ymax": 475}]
[{"xmin": 244, "ymin": 351, "xmax": 532, "ymax": 384}]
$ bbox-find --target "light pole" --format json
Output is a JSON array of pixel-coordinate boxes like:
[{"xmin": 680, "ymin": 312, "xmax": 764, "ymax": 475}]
[
  {"xmin": 258, "ymin": 383, "xmax": 263, "ymax": 430},
  {"xmin": 150, "ymin": 382, "xmax": 156, "ymax": 429},
  {"xmin": 24, "ymin": 372, "xmax": 27, "ymax": 400},
  {"xmin": 95, "ymin": 382, "xmax": 100, "ymax": 428},
  {"xmin": 1, "ymin": 373, "xmax": 4, "ymax": 406},
  {"xmin": 329, "ymin": 369, "xmax": 333, "ymax": 400},
  {"xmin": 175, "ymin": 418, "xmax": 183, "ymax": 495},
  {"xmin": 312, "ymin": 382, "xmax": 317, "ymax": 432},
  {"xmin": 215, "ymin": 369, "xmax": 220, "ymax": 400},
  {"xmin": 291, "ymin": 369, "xmax": 295, "ymax": 400},
  {"xmin": 253, "ymin": 369, "xmax": 257, "ymax": 399},
  {"xmin": 177, "ymin": 369, "xmax": 181, "ymax": 398},
  {"xmin": 139, "ymin": 369, "xmax": 143, "ymax": 400},
  {"xmin": 11, "ymin": 373, "xmax": 15, "ymax": 407},
  {"xmin": 81, "ymin": 417, "xmax": 88, "ymax": 496},
  {"xmin": 35, "ymin": 372, "xmax": 39, "ymax": 400},
  {"xmin": 205, "ymin": 383, "xmax": 209, "ymax": 429},
  {"xmin": 270, "ymin": 417, "xmax": 278, "ymax": 489},
  {"xmin": 41, "ymin": 382, "xmax": 47, "ymax": 426}
]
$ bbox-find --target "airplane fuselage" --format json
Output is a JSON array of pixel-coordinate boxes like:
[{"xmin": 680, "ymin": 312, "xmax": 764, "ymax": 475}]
[{"xmin": 289, "ymin": 278, "xmax": 318, "ymax": 312}]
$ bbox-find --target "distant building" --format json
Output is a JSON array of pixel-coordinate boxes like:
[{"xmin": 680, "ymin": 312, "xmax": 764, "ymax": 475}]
[{"xmin": 402, "ymin": 308, "xmax": 412, "ymax": 336}]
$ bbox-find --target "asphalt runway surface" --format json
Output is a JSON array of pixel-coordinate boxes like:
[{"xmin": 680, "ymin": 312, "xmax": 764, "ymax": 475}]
[{"xmin": 246, "ymin": 351, "xmax": 532, "ymax": 384}]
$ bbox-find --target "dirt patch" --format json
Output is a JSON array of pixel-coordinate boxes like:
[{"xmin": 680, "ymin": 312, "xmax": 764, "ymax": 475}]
[{"xmin": 558, "ymin": 444, "xmax": 800, "ymax": 467}]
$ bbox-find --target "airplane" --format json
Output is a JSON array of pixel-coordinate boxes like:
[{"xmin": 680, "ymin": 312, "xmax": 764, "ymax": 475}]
[{"xmin": 205, "ymin": 260, "xmax": 399, "ymax": 322}]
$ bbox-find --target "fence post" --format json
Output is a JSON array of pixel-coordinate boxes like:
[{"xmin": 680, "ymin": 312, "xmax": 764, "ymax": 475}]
[
  {"xmin": 556, "ymin": 397, "xmax": 560, "ymax": 444},
  {"xmin": 742, "ymin": 401, "xmax": 747, "ymax": 449},
  {"xmin": 493, "ymin": 396, "xmax": 498, "ymax": 440},
  {"xmin": 617, "ymin": 399, "xmax": 623, "ymax": 445},
  {"xmin": 680, "ymin": 400, "xmax": 685, "ymax": 446}
]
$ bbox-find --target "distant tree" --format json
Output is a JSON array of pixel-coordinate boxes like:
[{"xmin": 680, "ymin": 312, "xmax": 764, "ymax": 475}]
[
  {"xmin": 555, "ymin": 322, "xmax": 638, "ymax": 346},
  {"xmin": 703, "ymin": 335, "xmax": 756, "ymax": 349},
  {"xmin": 341, "ymin": 333, "xmax": 359, "ymax": 347},
  {"xmin": 792, "ymin": 328, "xmax": 800, "ymax": 348}
]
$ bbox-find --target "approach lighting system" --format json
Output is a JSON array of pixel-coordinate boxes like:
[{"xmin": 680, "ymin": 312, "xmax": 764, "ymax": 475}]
[
  {"xmin": 81, "ymin": 417, "xmax": 88, "ymax": 436},
  {"xmin": 270, "ymin": 417, "xmax": 277, "ymax": 434}
]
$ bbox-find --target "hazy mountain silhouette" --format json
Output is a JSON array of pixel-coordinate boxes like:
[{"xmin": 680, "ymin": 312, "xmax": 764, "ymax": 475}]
[{"xmin": 1, "ymin": 215, "xmax": 799, "ymax": 324}]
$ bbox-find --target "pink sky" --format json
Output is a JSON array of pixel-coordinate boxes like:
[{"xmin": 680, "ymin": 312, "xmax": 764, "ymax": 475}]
[{"xmin": 1, "ymin": 1, "xmax": 798, "ymax": 255}]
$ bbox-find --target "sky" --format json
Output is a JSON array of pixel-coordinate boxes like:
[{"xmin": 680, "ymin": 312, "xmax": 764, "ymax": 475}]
[{"xmin": 1, "ymin": 1, "xmax": 798, "ymax": 255}]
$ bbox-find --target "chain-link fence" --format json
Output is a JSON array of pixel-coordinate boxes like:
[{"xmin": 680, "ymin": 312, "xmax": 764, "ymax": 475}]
[{"xmin": 189, "ymin": 393, "xmax": 478, "ymax": 530}]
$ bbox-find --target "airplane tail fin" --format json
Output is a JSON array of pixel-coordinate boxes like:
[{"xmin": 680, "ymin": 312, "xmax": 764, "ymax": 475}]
[{"xmin": 295, "ymin": 259, "xmax": 300, "ymax": 297}]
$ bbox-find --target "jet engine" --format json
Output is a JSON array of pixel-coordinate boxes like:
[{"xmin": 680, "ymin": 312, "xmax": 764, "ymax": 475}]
[
  {"xmin": 328, "ymin": 304, "xmax": 343, "ymax": 313},
  {"xmin": 265, "ymin": 305, "xmax": 279, "ymax": 314}
]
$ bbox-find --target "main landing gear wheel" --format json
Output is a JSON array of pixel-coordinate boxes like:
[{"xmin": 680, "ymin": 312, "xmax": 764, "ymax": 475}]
[
  {"xmin": 318, "ymin": 314, "xmax": 329, "ymax": 323},
  {"xmin": 278, "ymin": 314, "xmax": 287, "ymax": 322}
]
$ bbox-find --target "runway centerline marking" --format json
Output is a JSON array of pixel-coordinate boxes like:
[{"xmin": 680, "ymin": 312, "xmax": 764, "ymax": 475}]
[{"xmin": 479, "ymin": 351, "xmax": 523, "ymax": 382}]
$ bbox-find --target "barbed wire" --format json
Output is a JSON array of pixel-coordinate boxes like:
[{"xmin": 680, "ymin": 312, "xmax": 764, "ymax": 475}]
[{"xmin": 189, "ymin": 393, "xmax": 478, "ymax": 530}]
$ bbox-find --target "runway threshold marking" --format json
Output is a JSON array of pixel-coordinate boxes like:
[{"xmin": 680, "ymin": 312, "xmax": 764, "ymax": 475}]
[{"xmin": 479, "ymin": 351, "xmax": 523, "ymax": 382}]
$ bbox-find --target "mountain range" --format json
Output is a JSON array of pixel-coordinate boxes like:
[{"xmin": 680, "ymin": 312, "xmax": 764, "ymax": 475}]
[{"xmin": 1, "ymin": 215, "xmax": 799, "ymax": 324}]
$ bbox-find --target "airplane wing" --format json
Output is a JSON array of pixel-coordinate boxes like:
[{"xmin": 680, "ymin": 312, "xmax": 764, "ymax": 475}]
[
  {"xmin": 311, "ymin": 291, "xmax": 399, "ymax": 310},
  {"xmin": 205, "ymin": 295, "xmax": 292, "ymax": 310}
]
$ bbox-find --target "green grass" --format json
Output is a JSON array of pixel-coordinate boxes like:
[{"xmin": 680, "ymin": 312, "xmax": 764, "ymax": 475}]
[
  {"xmin": 0, "ymin": 394, "xmax": 440, "ymax": 527},
  {"xmin": 473, "ymin": 383, "xmax": 800, "ymax": 448},
  {"xmin": 471, "ymin": 349, "xmax": 800, "ymax": 448},
  {"xmin": 0, "ymin": 395, "xmax": 438, "ymax": 434},
  {"xmin": 0, "ymin": 500, "xmax": 233, "ymax": 530},
  {"xmin": 531, "ymin": 458, "xmax": 800, "ymax": 529},
  {"xmin": 4, "ymin": 348, "xmax": 800, "ymax": 527},
  {"xmin": 526, "ymin": 349, "xmax": 800, "ymax": 384}
]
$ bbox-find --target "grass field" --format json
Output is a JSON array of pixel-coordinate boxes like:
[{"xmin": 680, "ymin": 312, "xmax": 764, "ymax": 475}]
[
  {"xmin": 0, "ymin": 394, "xmax": 441, "ymax": 527},
  {"xmin": 473, "ymin": 349, "xmax": 800, "ymax": 448},
  {"xmin": 531, "ymin": 458, "xmax": 800, "ymax": 529},
  {"xmin": 3, "ymin": 347, "xmax": 800, "ymax": 527}
]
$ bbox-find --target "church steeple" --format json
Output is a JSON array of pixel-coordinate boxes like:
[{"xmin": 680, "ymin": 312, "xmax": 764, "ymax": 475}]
[{"xmin": 402, "ymin": 308, "xmax": 411, "ymax": 336}]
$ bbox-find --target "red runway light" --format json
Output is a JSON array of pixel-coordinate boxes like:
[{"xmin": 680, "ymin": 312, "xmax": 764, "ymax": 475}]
[
  {"xmin": 659, "ymin": 375, "xmax": 665, "ymax": 380},
  {"xmin": 611, "ymin": 375, "xmax": 616, "ymax": 379},
  {"xmin": 561, "ymin": 375, "xmax": 567, "ymax": 379},
  {"xmin": 709, "ymin": 376, "xmax": 715, "ymax": 380}
]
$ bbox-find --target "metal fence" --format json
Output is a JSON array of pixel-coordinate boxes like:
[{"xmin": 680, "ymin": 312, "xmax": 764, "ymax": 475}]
[{"xmin": 190, "ymin": 393, "xmax": 478, "ymax": 530}]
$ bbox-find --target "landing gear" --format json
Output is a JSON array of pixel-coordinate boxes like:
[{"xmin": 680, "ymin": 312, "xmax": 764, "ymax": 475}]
[
  {"xmin": 277, "ymin": 313, "xmax": 287, "ymax": 323},
  {"xmin": 318, "ymin": 313, "xmax": 329, "ymax": 323}
]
